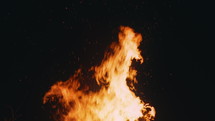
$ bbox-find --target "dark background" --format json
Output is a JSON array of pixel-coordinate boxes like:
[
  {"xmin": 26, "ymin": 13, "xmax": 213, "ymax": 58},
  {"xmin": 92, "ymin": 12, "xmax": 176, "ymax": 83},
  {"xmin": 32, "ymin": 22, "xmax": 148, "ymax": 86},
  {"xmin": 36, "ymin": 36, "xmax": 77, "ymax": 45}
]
[{"xmin": 1, "ymin": 0, "xmax": 213, "ymax": 121}]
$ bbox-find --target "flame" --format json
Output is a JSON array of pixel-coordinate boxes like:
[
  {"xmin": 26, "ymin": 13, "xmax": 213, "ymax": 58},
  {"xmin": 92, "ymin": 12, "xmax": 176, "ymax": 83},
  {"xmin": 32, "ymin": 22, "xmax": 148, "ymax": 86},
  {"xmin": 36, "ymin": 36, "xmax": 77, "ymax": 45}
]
[{"xmin": 43, "ymin": 26, "xmax": 155, "ymax": 121}]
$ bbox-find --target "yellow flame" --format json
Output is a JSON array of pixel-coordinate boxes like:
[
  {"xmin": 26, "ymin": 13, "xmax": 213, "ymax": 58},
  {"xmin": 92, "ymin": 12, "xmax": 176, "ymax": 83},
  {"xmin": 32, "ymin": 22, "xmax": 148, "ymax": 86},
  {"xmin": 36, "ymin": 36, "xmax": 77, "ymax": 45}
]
[{"xmin": 43, "ymin": 26, "xmax": 155, "ymax": 121}]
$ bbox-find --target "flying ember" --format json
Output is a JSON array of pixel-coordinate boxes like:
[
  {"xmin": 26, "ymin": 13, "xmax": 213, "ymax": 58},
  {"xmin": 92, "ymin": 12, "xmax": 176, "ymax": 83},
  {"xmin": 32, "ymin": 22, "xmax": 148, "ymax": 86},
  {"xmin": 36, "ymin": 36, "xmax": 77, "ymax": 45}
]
[{"xmin": 43, "ymin": 26, "xmax": 156, "ymax": 121}]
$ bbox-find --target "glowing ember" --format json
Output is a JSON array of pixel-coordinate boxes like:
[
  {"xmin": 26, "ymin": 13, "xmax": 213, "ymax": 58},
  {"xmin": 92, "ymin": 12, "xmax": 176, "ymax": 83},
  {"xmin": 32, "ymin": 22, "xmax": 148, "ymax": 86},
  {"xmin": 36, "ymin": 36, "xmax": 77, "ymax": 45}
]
[{"xmin": 43, "ymin": 26, "xmax": 155, "ymax": 121}]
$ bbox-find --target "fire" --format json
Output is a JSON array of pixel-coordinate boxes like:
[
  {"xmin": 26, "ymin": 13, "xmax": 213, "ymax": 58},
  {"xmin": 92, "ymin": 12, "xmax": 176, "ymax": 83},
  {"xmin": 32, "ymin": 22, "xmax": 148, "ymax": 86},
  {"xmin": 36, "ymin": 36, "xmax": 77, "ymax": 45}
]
[{"xmin": 43, "ymin": 26, "xmax": 155, "ymax": 121}]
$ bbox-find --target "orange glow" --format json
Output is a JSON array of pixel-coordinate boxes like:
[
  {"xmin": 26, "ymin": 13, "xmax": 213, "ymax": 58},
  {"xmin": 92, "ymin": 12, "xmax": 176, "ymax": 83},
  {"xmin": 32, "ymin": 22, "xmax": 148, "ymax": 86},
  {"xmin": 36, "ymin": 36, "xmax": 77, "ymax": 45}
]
[{"xmin": 43, "ymin": 26, "xmax": 155, "ymax": 121}]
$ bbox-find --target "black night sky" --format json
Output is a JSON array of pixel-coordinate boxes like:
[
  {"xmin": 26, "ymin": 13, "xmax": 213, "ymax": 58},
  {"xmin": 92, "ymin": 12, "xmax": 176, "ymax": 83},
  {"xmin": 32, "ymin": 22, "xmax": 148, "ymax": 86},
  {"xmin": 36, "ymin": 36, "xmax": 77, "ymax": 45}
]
[{"xmin": 1, "ymin": 0, "xmax": 213, "ymax": 121}]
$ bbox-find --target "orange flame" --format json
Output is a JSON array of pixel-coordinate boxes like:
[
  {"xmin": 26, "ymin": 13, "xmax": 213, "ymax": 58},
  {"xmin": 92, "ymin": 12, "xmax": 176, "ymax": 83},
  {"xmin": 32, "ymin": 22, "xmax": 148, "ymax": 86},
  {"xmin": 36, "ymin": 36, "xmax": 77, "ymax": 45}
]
[{"xmin": 43, "ymin": 26, "xmax": 155, "ymax": 121}]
